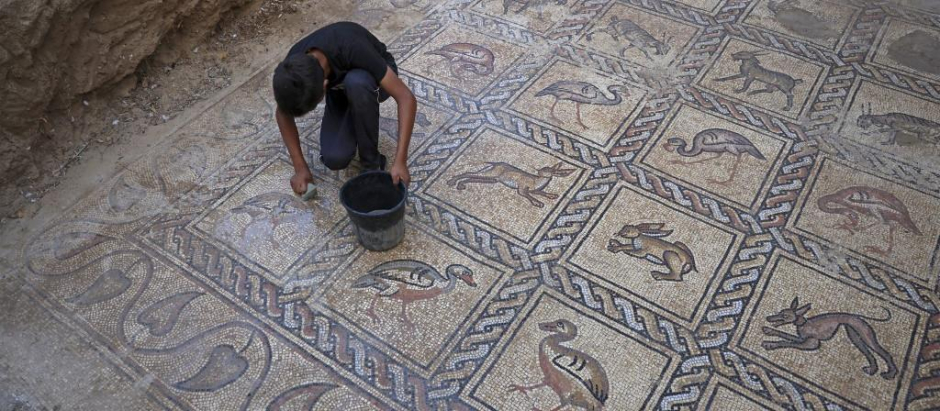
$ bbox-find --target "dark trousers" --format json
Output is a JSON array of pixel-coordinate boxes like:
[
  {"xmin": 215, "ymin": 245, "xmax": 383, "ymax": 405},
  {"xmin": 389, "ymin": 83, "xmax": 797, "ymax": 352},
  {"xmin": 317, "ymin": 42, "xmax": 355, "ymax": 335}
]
[{"xmin": 319, "ymin": 69, "xmax": 389, "ymax": 171}]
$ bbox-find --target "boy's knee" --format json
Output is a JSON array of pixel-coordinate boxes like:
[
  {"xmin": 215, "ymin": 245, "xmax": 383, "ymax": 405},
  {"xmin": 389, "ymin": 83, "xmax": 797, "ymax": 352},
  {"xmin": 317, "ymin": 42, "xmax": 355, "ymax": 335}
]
[
  {"xmin": 343, "ymin": 71, "xmax": 377, "ymax": 105},
  {"xmin": 320, "ymin": 152, "xmax": 354, "ymax": 170}
]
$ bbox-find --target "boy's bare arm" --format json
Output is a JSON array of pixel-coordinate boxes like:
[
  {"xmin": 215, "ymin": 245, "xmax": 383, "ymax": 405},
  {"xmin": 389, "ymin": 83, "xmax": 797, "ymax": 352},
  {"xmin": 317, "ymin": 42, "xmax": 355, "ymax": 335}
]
[
  {"xmin": 275, "ymin": 107, "xmax": 313, "ymax": 193},
  {"xmin": 379, "ymin": 66, "xmax": 416, "ymax": 185}
]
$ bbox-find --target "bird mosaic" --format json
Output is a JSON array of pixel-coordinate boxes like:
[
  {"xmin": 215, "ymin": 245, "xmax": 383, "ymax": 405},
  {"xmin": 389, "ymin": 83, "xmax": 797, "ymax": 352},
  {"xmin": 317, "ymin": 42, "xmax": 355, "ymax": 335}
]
[
  {"xmin": 816, "ymin": 186, "xmax": 922, "ymax": 256},
  {"xmin": 535, "ymin": 81, "xmax": 629, "ymax": 129},
  {"xmin": 351, "ymin": 260, "xmax": 477, "ymax": 330},
  {"xmin": 424, "ymin": 43, "xmax": 496, "ymax": 80},
  {"xmin": 507, "ymin": 319, "xmax": 609, "ymax": 411},
  {"xmin": 212, "ymin": 191, "xmax": 318, "ymax": 253},
  {"xmin": 663, "ymin": 128, "xmax": 766, "ymax": 185}
]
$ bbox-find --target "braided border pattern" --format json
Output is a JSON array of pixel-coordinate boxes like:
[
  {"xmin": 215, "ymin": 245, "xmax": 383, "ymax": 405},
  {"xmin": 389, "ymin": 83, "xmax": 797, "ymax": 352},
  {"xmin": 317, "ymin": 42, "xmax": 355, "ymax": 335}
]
[
  {"xmin": 779, "ymin": 230, "xmax": 939, "ymax": 312},
  {"xmin": 908, "ymin": 313, "xmax": 940, "ymax": 411}
]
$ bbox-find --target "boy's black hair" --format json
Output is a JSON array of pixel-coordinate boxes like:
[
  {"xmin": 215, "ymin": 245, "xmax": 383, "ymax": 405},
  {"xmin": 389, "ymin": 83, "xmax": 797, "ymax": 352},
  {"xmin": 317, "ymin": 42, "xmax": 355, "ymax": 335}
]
[{"xmin": 272, "ymin": 53, "xmax": 325, "ymax": 117}]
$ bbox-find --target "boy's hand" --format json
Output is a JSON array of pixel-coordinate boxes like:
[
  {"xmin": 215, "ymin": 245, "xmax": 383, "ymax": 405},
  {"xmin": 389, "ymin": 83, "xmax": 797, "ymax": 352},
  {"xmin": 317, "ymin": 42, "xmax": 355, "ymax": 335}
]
[
  {"xmin": 276, "ymin": 107, "xmax": 314, "ymax": 194},
  {"xmin": 390, "ymin": 160, "xmax": 410, "ymax": 186},
  {"xmin": 380, "ymin": 67, "xmax": 415, "ymax": 188},
  {"xmin": 291, "ymin": 169, "xmax": 314, "ymax": 194}
]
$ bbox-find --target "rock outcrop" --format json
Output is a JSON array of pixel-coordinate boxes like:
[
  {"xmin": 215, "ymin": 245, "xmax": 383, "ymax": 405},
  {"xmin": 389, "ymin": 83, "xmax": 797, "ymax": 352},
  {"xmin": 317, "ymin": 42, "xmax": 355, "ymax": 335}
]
[
  {"xmin": 0, "ymin": 0, "xmax": 253, "ymax": 215},
  {"xmin": 1, "ymin": 0, "xmax": 251, "ymax": 132}
]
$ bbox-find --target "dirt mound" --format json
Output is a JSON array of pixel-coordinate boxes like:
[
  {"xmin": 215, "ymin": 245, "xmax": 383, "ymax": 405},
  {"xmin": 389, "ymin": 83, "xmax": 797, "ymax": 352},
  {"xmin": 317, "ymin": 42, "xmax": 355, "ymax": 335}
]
[
  {"xmin": 1, "ymin": 0, "xmax": 254, "ymax": 130},
  {"xmin": 0, "ymin": 0, "xmax": 255, "ymax": 215}
]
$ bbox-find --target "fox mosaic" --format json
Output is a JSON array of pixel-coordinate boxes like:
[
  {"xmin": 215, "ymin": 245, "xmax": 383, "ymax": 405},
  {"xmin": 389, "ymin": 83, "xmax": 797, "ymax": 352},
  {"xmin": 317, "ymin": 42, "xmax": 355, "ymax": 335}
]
[
  {"xmin": 762, "ymin": 297, "xmax": 898, "ymax": 379},
  {"xmin": 448, "ymin": 162, "xmax": 575, "ymax": 208},
  {"xmin": 586, "ymin": 15, "xmax": 671, "ymax": 60},
  {"xmin": 219, "ymin": 192, "xmax": 316, "ymax": 252},
  {"xmin": 716, "ymin": 50, "xmax": 803, "ymax": 111}
]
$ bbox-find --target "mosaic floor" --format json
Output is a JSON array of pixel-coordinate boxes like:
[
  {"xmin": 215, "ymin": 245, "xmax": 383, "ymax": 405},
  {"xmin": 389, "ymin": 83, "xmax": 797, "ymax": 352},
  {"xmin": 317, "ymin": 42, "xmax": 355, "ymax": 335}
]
[{"xmin": 9, "ymin": 0, "xmax": 940, "ymax": 409}]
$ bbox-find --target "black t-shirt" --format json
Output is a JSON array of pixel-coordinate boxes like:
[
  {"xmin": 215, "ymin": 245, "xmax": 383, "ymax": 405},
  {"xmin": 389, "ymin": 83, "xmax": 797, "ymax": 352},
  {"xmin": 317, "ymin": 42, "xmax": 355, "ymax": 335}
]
[{"xmin": 287, "ymin": 22, "xmax": 397, "ymax": 87}]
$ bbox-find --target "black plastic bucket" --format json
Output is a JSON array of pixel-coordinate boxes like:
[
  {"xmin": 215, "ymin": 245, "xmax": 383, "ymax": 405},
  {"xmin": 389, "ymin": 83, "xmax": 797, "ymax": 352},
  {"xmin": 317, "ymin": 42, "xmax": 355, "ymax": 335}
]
[{"xmin": 339, "ymin": 171, "xmax": 408, "ymax": 251}]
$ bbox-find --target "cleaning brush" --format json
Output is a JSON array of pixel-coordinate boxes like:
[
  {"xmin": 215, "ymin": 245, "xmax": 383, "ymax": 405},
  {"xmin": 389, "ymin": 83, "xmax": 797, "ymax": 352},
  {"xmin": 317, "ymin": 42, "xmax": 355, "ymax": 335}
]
[{"xmin": 301, "ymin": 182, "xmax": 317, "ymax": 201}]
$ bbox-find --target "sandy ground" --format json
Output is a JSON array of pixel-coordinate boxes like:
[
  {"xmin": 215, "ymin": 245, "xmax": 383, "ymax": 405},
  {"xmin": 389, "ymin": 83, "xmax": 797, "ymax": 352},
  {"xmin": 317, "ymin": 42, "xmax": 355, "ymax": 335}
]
[
  {"xmin": 0, "ymin": 0, "xmax": 337, "ymax": 219},
  {"xmin": 0, "ymin": 0, "xmax": 362, "ymax": 255}
]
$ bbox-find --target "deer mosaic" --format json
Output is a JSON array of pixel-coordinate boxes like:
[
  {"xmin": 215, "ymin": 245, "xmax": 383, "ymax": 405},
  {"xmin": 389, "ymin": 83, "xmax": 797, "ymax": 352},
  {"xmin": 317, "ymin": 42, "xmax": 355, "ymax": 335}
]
[{"xmin": 447, "ymin": 162, "xmax": 576, "ymax": 208}]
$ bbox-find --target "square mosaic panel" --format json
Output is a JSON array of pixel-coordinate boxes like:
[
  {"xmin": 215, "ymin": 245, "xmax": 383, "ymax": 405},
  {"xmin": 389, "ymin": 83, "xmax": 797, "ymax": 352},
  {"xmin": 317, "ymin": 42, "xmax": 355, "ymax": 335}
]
[
  {"xmin": 191, "ymin": 159, "xmax": 346, "ymax": 284},
  {"xmin": 506, "ymin": 59, "xmax": 647, "ymax": 149},
  {"xmin": 639, "ymin": 103, "xmax": 790, "ymax": 211},
  {"xmin": 313, "ymin": 222, "xmax": 512, "ymax": 374},
  {"xmin": 399, "ymin": 24, "xmax": 526, "ymax": 97},
  {"xmin": 871, "ymin": 19, "xmax": 940, "ymax": 81},
  {"xmin": 742, "ymin": 0, "xmax": 857, "ymax": 49},
  {"xmin": 839, "ymin": 80, "xmax": 940, "ymax": 164},
  {"xmin": 420, "ymin": 126, "xmax": 587, "ymax": 244},
  {"xmin": 734, "ymin": 253, "xmax": 925, "ymax": 411},
  {"xmin": 574, "ymin": 3, "xmax": 700, "ymax": 66},
  {"xmin": 463, "ymin": 290, "xmax": 679, "ymax": 411},
  {"xmin": 469, "ymin": 0, "xmax": 575, "ymax": 34},
  {"xmin": 791, "ymin": 158, "xmax": 940, "ymax": 287},
  {"xmin": 563, "ymin": 182, "xmax": 741, "ymax": 326},
  {"xmin": 698, "ymin": 38, "xmax": 827, "ymax": 119}
]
